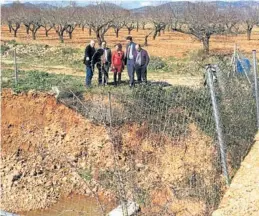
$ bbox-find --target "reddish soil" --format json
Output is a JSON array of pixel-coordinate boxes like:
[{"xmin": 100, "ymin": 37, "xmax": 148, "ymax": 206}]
[
  {"xmin": 1, "ymin": 25, "xmax": 259, "ymax": 58},
  {"xmin": 1, "ymin": 89, "xmax": 223, "ymax": 215}
]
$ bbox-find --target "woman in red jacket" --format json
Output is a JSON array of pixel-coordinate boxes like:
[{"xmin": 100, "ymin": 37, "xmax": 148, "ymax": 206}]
[{"xmin": 111, "ymin": 43, "xmax": 125, "ymax": 86}]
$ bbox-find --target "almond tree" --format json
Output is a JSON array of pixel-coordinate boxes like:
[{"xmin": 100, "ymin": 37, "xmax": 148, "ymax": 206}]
[
  {"xmin": 46, "ymin": 6, "xmax": 77, "ymax": 43},
  {"xmin": 125, "ymin": 14, "xmax": 136, "ymax": 35},
  {"xmin": 76, "ymin": 7, "xmax": 90, "ymax": 35},
  {"xmin": 220, "ymin": 5, "xmax": 240, "ymax": 35},
  {"xmin": 144, "ymin": 28, "xmax": 154, "ymax": 46},
  {"xmin": 41, "ymin": 10, "xmax": 55, "ymax": 37},
  {"xmin": 170, "ymin": 2, "xmax": 226, "ymax": 54},
  {"xmin": 111, "ymin": 9, "xmax": 129, "ymax": 38},
  {"xmin": 85, "ymin": 3, "xmax": 117, "ymax": 45},
  {"xmin": 240, "ymin": 6, "xmax": 259, "ymax": 40},
  {"xmin": 2, "ymin": 3, "xmax": 24, "ymax": 37},
  {"xmin": 21, "ymin": 7, "xmax": 42, "ymax": 40},
  {"xmin": 147, "ymin": 6, "xmax": 168, "ymax": 40}
]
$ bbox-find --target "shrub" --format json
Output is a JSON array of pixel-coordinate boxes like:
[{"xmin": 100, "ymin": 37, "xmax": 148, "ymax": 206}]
[
  {"xmin": 61, "ymin": 47, "xmax": 76, "ymax": 55},
  {"xmin": 148, "ymin": 56, "xmax": 167, "ymax": 71},
  {"xmin": 1, "ymin": 44, "xmax": 10, "ymax": 55}
]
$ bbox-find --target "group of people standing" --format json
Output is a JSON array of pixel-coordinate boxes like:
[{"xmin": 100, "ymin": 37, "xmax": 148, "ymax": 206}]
[{"xmin": 83, "ymin": 36, "xmax": 150, "ymax": 88}]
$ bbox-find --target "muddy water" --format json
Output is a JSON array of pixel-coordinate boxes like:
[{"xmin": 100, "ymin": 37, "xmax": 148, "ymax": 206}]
[{"xmin": 19, "ymin": 194, "xmax": 114, "ymax": 216}]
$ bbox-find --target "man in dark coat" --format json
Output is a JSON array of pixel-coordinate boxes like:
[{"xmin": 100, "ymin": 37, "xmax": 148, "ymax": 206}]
[
  {"xmin": 93, "ymin": 41, "xmax": 112, "ymax": 85},
  {"xmin": 83, "ymin": 40, "xmax": 95, "ymax": 87},
  {"xmin": 125, "ymin": 36, "xmax": 137, "ymax": 87},
  {"xmin": 135, "ymin": 44, "xmax": 150, "ymax": 83}
]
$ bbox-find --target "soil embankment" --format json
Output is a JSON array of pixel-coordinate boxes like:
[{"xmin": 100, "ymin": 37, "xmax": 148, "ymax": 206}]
[{"xmin": 1, "ymin": 89, "xmax": 220, "ymax": 215}]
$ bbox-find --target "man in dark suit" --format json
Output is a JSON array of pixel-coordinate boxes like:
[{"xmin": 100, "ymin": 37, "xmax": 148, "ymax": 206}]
[
  {"xmin": 135, "ymin": 44, "xmax": 150, "ymax": 83},
  {"xmin": 98, "ymin": 41, "xmax": 112, "ymax": 85},
  {"xmin": 83, "ymin": 40, "xmax": 95, "ymax": 87},
  {"xmin": 125, "ymin": 36, "xmax": 137, "ymax": 87}
]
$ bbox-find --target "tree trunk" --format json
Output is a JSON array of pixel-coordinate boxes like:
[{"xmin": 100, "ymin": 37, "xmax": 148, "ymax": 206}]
[
  {"xmin": 144, "ymin": 35, "xmax": 148, "ymax": 46},
  {"xmin": 12, "ymin": 23, "xmax": 20, "ymax": 38},
  {"xmin": 32, "ymin": 31, "xmax": 36, "ymax": 40},
  {"xmin": 44, "ymin": 26, "xmax": 52, "ymax": 37},
  {"xmin": 69, "ymin": 32, "xmax": 72, "ymax": 39},
  {"xmin": 101, "ymin": 34, "xmax": 105, "ymax": 43},
  {"xmin": 82, "ymin": 25, "xmax": 85, "ymax": 31},
  {"xmin": 247, "ymin": 28, "xmax": 252, "ymax": 40},
  {"xmin": 142, "ymin": 23, "xmax": 145, "ymax": 30},
  {"xmin": 153, "ymin": 30, "xmax": 158, "ymax": 40},
  {"xmin": 115, "ymin": 29, "xmax": 119, "ymax": 38},
  {"xmin": 89, "ymin": 27, "xmax": 92, "ymax": 36},
  {"xmin": 136, "ymin": 22, "xmax": 139, "ymax": 32},
  {"xmin": 8, "ymin": 23, "xmax": 12, "ymax": 33},
  {"xmin": 158, "ymin": 30, "xmax": 161, "ymax": 37},
  {"xmin": 96, "ymin": 31, "xmax": 102, "ymax": 46},
  {"xmin": 128, "ymin": 29, "xmax": 131, "ymax": 35},
  {"xmin": 202, "ymin": 35, "xmax": 210, "ymax": 55},
  {"xmin": 25, "ymin": 25, "xmax": 30, "ymax": 35},
  {"xmin": 59, "ymin": 31, "xmax": 64, "ymax": 43}
]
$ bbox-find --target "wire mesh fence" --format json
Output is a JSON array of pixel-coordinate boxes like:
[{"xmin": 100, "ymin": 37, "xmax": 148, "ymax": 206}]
[
  {"xmin": 1, "ymin": 46, "xmax": 258, "ymax": 215},
  {"xmin": 54, "ymin": 60, "xmax": 257, "ymax": 215}
]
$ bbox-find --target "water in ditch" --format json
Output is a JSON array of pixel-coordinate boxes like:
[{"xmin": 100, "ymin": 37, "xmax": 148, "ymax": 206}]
[{"xmin": 19, "ymin": 194, "xmax": 114, "ymax": 216}]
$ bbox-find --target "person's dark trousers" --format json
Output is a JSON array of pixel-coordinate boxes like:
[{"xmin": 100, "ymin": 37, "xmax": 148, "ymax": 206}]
[
  {"xmin": 135, "ymin": 65, "xmax": 147, "ymax": 83},
  {"xmin": 113, "ymin": 72, "xmax": 121, "ymax": 86},
  {"xmin": 97, "ymin": 63, "xmax": 109, "ymax": 85},
  {"xmin": 86, "ymin": 66, "xmax": 93, "ymax": 87},
  {"xmin": 127, "ymin": 59, "xmax": 135, "ymax": 87},
  {"xmin": 136, "ymin": 66, "xmax": 141, "ymax": 82}
]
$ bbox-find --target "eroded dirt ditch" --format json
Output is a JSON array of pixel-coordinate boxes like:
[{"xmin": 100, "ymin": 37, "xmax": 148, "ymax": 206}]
[{"xmin": 1, "ymin": 89, "xmax": 224, "ymax": 215}]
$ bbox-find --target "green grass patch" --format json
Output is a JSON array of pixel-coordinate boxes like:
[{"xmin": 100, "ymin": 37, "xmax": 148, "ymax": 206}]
[{"xmin": 2, "ymin": 69, "xmax": 85, "ymax": 94}]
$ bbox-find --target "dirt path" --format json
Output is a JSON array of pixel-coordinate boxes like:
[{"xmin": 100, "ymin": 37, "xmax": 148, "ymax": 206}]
[
  {"xmin": 1, "ymin": 60, "xmax": 202, "ymax": 87},
  {"xmin": 212, "ymin": 134, "xmax": 259, "ymax": 216},
  {"xmin": 1, "ymin": 58, "xmax": 84, "ymax": 76}
]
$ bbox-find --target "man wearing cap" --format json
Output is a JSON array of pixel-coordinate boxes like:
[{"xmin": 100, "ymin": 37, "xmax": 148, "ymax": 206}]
[
  {"xmin": 125, "ymin": 36, "xmax": 137, "ymax": 87},
  {"xmin": 83, "ymin": 40, "xmax": 96, "ymax": 87}
]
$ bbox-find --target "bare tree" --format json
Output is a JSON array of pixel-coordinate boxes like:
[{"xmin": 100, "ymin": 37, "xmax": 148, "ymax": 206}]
[
  {"xmin": 144, "ymin": 29, "xmax": 154, "ymax": 46},
  {"xmin": 66, "ymin": 23, "xmax": 77, "ymax": 39},
  {"xmin": 21, "ymin": 7, "xmax": 42, "ymax": 40},
  {"xmin": 46, "ymin": 6, "xmax": 77, "ymax": 43},
  {"xmin": 170, "ymin": 2, "xmax": 226, "ymax": 54},
  {"xmin": 2, "ymin": 3, "xmax": 24, "ymax": 37},
  {"xmin": 41, "ymin": 10, "xmax": 55, "ymax": 37},
  {"xmin": 220, "ymin": 5, "xmax": 240, "ymax": 35},
  {"xmin": 240, "ymin": 6, "xmax": 259, "ymax": 40},
  {"xmin": 125, "ymin": 14, "xmax": 136, "ymax": 35},
  {"xmin": 111, "ymin": 9, "xmax": 129, "ymax": 38},
  {"xmin": 85, "ymin": 3, "xmax": 117, "ymax": 46},
  {"xmin": 146, "ymin": 6, "xmax": 168, "ymax": 40}
]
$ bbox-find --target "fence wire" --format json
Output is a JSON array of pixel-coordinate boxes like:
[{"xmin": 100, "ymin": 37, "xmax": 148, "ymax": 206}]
[
  {"xmin": 1, "ymin": 47, "xmax": 258, "ymax": 216},
  {"xmin": 55, "ymin": 64, "xmax": 257, "ymax": 215}
]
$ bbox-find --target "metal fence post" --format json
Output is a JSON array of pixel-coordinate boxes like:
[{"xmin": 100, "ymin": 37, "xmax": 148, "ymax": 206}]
[
  {"xmin": 252, "ymin": 50, "xmax": 259, "ymax": 130},
  {"xmin": 14, "ymin": 48, "xmax": 18, "ymax": 85},
  {"xmin": 206, "ymin": 65, "xmax": 230, "ymax": 186}
]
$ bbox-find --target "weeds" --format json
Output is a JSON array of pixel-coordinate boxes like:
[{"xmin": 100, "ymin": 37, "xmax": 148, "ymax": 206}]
[
  {"xmin": 1, "ymin": 69, "xmax": 85, "ymax": 94},
  {"xmin": 79, "ymin": 169, "xmax": 92, "ymax": 182}
]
